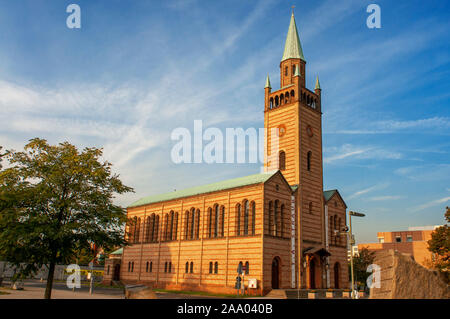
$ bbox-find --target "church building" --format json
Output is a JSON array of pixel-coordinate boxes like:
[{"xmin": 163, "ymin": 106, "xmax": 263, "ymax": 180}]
[{"xmin": 103, "ymin": 12, "xmax": 349, "ymax": 295}]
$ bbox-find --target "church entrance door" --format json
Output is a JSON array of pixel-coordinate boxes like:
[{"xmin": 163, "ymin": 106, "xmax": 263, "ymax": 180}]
[
  {"xmin": 271, "ymin": 257, "xmax": 280, "ymax": 289},
  {"xmin": 309, "ymin": 258, "xmax": 316, "ymax": 289},
  {"xmin": 113, "ymin": 264, "xmax": 120, "ymax": 281}
]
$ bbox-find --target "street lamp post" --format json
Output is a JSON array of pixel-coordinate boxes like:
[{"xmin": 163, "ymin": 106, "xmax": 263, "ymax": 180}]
[{"xmin": 348, "ymin": 211, "xmax": 365, "ymax": 299}]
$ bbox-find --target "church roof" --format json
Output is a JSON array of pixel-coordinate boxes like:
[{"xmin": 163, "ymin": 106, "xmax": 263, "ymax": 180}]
[
  {"xmin": 129, "ymin": 170, "xmax": 279, "ymax": 208},
  {"xmin": 281, "ymin": 13, "xmax": 306, "ymax": 62},
  {"xmin": 110, "ymin": 248, "xmax": 123, "ymax": 255},
  {"xmin": 315, "ymin": 76, "xmax": 321, "ymax": 90},
  {"xmin": 324, "ymin": 189, "xmax": 347, "ymax": 208}
]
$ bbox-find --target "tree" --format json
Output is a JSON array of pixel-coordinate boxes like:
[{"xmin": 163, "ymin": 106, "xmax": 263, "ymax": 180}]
[
  {"xmin": 427, "ymin": 207, "xmax": 450, "ymax": 283},
  {"xmin": 351, "ymin": 247, "xmax": 376, "ymax": 288},
  {"xmin": 0, "ymin": 138, "xmax": 133, "ymax": 299}
]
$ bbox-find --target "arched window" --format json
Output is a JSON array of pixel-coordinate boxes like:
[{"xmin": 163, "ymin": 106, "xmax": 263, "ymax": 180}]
[
  {"xmin": 209, "ymin": 262, "xmax": 213, "ymax": 274},
  {"xmin": 185, "ymin": 262, "xmax": 189, "ymax": 273},
  {"xmin": 334, "ymin": 215, "xmax": 337, "ymax": 230},
  {"xmin": 268, "ymin": 201, "xmax": 273, "ymax": 235},
  {"xmin": 220, "ymin": 206, "xmax": 225, "ymax": 237},
  {"xmin": 269, "ymin": 98, "xmax": 274, "ymax": 109},
  {"xmin": 280, "ymin": 204, "xmax": 285, "ymax": 238},
  {"xmin": 208, "ymin": 207, "xmax": 213, "ymax": 238},
  {"xmin": 154, "ymin": 215, "xmax": 159, "ymax": 242},
  {"xmin": 173, "ymin": 212, "xmax": 178, "ymax": 241},
  {"xmin": 280, "ymin": 93, "xmax": 284, "ymax": 105},
  {"xmin": 168, "ymin": 262, "xmax": 172, "ymax": 273},
  {"xmin": 238, "ymin": 261, "xmax": 243, "ymax": 274},
  {"xmin": 290, "ymin": 90, "xmax": 295, "ymax": 100},
  {"xmin": 285, "ymin": 92, "xmax": 289, "ymax": 104},
  {"xmin": 285, "ymin": 66, "xmax": 288, "ymax": 76},
  {"xmin": 146, "ymin": 261, "xmax": 149, "ymax": 272},
  {"xmin": 190, "ymin": 262, "xmax": 194, "ymax": 273},
  {"xmin": 214, "ymin": 205, "xmax": 219, "ymax": 238},
  {"xmin": 279, "ymin": 151, "xmax": 286, "ymax": 170},
  {"xmin": 245, "ymin": 261, "xmax": 249, "ymax": 275},
  {"xmin": 163, "ymin": 214, "xmax": 169, "ymax": 241},
  {"xmin": 251, "ymin": 201, "xmax": 256, "ymax": 235},
  {"xmin": 236, "ymin": 204, "xmax": 241, "ymax": 236},
  {"xmin": 307, "ymin": 151, "xmax": 312, "ymax": 171},
  {"xmin": 190, "ymin": 208, "xmax": 195, "ymax": 239},
  {"xmin": 148, "ymin": 214, "xmax": 155, "ymax": 242},
  {"xmin": 244, "ymin": 200, "xmax": 249, "ymax": 235},
  {"xmin": 275, "ymin": 96, "xmax": 279, "ymax": 107},
  {"xmin": 134, "ymin": 217, "xmax": 141, "ymax": 243},
  {"xmin": 214, "ymin": 262, "xmax": 218, "ymax": 274},
  {"xmin": 150, "ymin": 261, "xmax": 153, "ymax": 272},
  {"xmin": 185, "ymin": 210, "xmax": 190, "ymax": 239},
  {"xmin": 195, "ymin": 209, "xmax": 200, "ymax": 239},
  {"xmin": 274, "ymin": 200, "xmax": 279, "ymax": 236},
  {"xmin": 169, "ymin": 211, "xmax": 174, "ymax": 241},
  {"xmin": 164, "ymin": 262, "xmax": 168, "ymax": 273},
  {"xmin": 309, "ymin": 202, "xmax": 313, "ymax": 214}
]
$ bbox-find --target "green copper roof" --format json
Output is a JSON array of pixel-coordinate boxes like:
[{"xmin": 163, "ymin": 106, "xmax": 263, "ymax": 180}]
[
  {"xmin": 265, "ymin": 74, "xmax": 271, "ymax": 88},
  {"xmin": 323, "ymin": 190, "xmax": 337, "ymax": 202},
  {"xmin": 315, "ymin": 76, "xmax": 321, "ymax": 90},
  {"xmin": 281, "ymin": 13, "xmax": 305, "ymax": 62},
  {"xmin": 110, "ymin": 248, "xmax": 123, "ymax": 255},
  {"xmin": 129, "ymin": 171, "xmax": 279, "ymax": 208}
]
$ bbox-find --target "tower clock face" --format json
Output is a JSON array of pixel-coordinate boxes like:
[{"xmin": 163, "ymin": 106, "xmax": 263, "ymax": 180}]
[
  {"xmin": 278, "ymin": 124, "xmax": 287, "ymax": 137},
  {"xmin": 306, "ymin": 125, "xmax": 313, "ymax": 137}
]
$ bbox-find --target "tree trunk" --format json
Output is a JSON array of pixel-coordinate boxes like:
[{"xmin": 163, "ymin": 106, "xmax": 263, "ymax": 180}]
[{"xmin": 44, "ymin": 250, "xmax": 57, "ymax": 299}]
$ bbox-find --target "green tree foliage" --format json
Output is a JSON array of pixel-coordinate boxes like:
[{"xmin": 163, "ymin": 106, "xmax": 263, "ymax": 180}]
[
  {"xmin": 427, "ymin": 207, "xmax": 450, "ymax": 283},
  {"xmin": 351, "ymin": 247, "xmax": 376, "ymax": 287},
  {"xmin": 0, "ymin": 138, "xmax": 133, "ymax": 298}
]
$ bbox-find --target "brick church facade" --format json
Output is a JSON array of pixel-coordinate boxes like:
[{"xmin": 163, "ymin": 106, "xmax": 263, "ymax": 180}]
[{"xmin": 103, "ymin": 13, "xmax": 349, "ymax": 295}]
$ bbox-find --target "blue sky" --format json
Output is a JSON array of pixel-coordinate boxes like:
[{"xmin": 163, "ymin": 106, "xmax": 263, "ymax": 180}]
[{"xmin": 0, "ymin": 0, "xmax": 449, "ymax": 243}]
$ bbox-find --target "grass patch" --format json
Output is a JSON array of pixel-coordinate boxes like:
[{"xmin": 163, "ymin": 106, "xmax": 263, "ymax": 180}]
[
  {"xmin": 153, "ymin": 288, "xmax": 261, "ymax": 299},
  {"xmin": 0, "ymin": 291, "xmax": 11, "ymax": 295}
]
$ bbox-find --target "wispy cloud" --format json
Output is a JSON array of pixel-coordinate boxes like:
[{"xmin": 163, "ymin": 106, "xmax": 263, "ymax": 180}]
[
  {"xmin": 412, "ymin": 196, "xmax": 450, "ymax": 213},
  {"xmin": 369, "ymin": 195, "xmax": 404, "ymax": 201},
  {"xmin": 347, "ymin": 183, "xmax": 389, "ymax": 200},
  {"xmin": 324, "ymin": 144, "xmax": 402, "ymax": 164}
]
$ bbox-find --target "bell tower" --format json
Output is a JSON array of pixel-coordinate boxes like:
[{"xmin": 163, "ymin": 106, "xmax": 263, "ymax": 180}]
[{"xmin": 264, "ymin": 11, "xmax": 325, "ymax": 288}]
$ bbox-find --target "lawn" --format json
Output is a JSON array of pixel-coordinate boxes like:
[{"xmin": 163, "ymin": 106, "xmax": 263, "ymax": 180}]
[{"xmin": 153, "ymin": 288, "xmax": 261, "ymax": 298}]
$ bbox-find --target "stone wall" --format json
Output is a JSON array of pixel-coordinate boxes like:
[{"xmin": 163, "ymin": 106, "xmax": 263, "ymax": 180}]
[{"xmin": 370, "ymin": 249, "xmax": 449, "ymax": 299}]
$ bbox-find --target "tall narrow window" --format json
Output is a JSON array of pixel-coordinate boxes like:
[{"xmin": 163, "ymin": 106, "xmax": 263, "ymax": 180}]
[
  {"xmin": 236, "ymin": 204, "xmax": 241, "ymax": 236},
  {"xmin": 163, "ymin": 214, "xmax": 168, "ymax": 241},
  {"xmin": 292, "ymin": 65, "xmax": 296, "ymax": 75},
  {"xmin": 150, "ymin": 261, "xmax": 152, "ymax": 272},
  {"xmin": 208, "ymin": 208, "xmax": 213, "ymax": 238},
  {"xmin": 209, "ymin": 262, "xmax": 213, "ymax": 274},
  {"xmin": 307, "ymin": 151, "xmax": 312, "ymax": 171},
  {"xmin": 190, "ymin": 208, "xmax": 195, "ymax": 239},
  {"xmin": 309, "ymin": 202, "xmax": 313, "ymax": 214},
  {"xmin": 185, "ymin": 262, "xmax": 189, "ymax": 273},
  {"xmin": 214, "ymin": 262, "xmax": 218, "ymax": 274},
  {"xmin": 251, "ymin": 201, "xmax": 256, "ymax": 235},
  {"xmin": 173, "ymin": 212, "xmax": 178, "ymax": 241},
  {"xmin": 169, "ymin": 211, "xmax": 174, "ymax": 241},
  {"xmin": 214, "ymin": 205, "xmax": 219, "ymax": 238},
  {"xmin": 268, "ymin": 201, "xmax": 273, "ymax": 235},
  {"xmin": 280, "ymin": 204, "xmax": 285, "ymax": 238},
  {"xmin": 164, "ymin": 262, "xmax": 167, "ymax": 273},
  {"xmin": 274, "ymin": 200, "xmax": 279, "ymax": 236},
  {"xmin": 285, "ymin": 66, "xmax": 288, "ymax": 76},
  {"xmin": 154, "ymin": 215, "xmax": 159, "ymax": 242},
  {"xmin": 244, "ymin": 200, "xmax": 249, "ymax": 235},
  {"xmin": 190, "ymin": 262, "xmax": 194, "ymax": 273},
  {"xmin": 185, "ymin": 210, "xmax": 190, "ymax": 239},
  {"xmin": 245, "ymin": 261, "xmax": 249, "ymax": 275},
  {"xmin": 146, "ymin": 262, "xmax": 149, "ymax": 272},
  {"xmin": 168, "ymin": 262, "xmax": 172, "ymax": 273},
  {"xmin": 279, "ymin": 151, "xmax": 286, "ymax": 170},
  {"xmin": 221, "ymin": 206, "xmax": 225, "ymax": 237},
  {"xmin": 196, "ymin": 209, "xmax": 200, "ymax": 239}
]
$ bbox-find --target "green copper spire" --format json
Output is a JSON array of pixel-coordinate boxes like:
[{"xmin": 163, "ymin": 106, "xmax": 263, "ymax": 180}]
[
  {"xmin": 265, "ymin": 74, "xmax": 271, "ymax": 89},
  {"xmin": 281, "ymin": 13, "xmax": 305, "ymax": 62},
  {"xmin": 315, "ymin": 76, "xmax": 321, "ymax": 90}
]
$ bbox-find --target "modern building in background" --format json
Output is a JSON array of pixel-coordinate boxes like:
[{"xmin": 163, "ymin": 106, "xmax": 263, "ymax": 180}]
[
  {"xmin": 103, "ymin": 12, "xmax": 350, "ymax": 295},
  {"xmin": 357, "ymin": 226, "xmax": 441, "ymax": 268}
]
